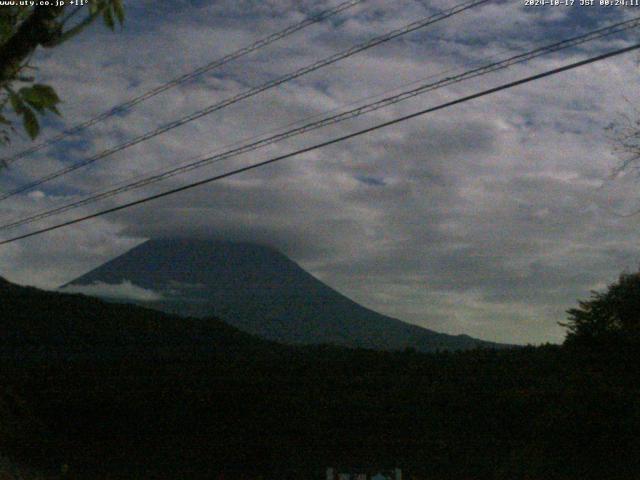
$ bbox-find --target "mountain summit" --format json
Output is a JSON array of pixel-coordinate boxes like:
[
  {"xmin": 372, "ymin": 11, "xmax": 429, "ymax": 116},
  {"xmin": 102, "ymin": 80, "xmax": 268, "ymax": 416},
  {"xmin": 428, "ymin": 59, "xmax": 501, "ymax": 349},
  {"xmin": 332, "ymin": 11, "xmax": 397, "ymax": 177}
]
[{"xmin": 64, "ymin": 238, "xmax": 502, "ymax": 351}]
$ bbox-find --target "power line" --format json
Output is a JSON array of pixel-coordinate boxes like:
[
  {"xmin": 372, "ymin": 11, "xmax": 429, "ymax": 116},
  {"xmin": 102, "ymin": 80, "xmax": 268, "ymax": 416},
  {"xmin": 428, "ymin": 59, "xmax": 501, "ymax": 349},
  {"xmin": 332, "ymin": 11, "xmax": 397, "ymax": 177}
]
[
  {"xmin": 0, "ymin": 0, "xmax": 368, "ymax": 166},
  {"xmin": 0, "ymin": 0, "xmax": 490, "ymax": 202},
  {"xmin": 1, "ymin": 66, "xmax": 468, "ymax": 232},
  {"xmin": 1, "ymin": 41, "xmax": 637, "ymax": 246},
  {"xmin": 3, "ymin": 16, "xmax": 638, "ymax": 232}
]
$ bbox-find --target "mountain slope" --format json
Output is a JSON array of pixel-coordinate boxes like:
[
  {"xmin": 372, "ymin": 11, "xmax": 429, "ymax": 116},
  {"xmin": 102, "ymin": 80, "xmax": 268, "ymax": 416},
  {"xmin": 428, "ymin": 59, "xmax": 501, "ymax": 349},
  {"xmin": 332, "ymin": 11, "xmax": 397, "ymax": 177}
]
[
  {"xmin": 64, "ymin": 238, "xmax": 503, "ymax": 351},
  {"xmin": 0, "ymin": 275, "xmax": 271, "ymax": 359}
]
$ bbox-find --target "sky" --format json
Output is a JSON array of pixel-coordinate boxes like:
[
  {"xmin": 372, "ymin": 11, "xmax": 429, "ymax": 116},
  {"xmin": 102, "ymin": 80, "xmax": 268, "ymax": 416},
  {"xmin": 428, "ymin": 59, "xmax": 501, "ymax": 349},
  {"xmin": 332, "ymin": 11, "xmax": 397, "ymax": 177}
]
[{"xmin": 1, "ymin": 0, "xmax": 640, "ymax": 344}]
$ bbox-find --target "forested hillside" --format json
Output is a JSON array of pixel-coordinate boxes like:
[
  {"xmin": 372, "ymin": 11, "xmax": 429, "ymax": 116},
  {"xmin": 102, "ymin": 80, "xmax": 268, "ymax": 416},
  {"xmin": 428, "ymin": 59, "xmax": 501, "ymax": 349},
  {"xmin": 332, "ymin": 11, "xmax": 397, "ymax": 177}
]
[{"xmin": 1, "ymin": 277, "xmax": 639, "ymax": 479}]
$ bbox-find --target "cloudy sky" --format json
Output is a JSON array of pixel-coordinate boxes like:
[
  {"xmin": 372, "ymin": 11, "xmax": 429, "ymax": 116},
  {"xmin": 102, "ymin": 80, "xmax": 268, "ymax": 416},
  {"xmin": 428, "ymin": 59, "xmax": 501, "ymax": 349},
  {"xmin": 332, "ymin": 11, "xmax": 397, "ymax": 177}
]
[{"xmin": 1, "ymin": 0, "xmax": 640, "ymax": 344}]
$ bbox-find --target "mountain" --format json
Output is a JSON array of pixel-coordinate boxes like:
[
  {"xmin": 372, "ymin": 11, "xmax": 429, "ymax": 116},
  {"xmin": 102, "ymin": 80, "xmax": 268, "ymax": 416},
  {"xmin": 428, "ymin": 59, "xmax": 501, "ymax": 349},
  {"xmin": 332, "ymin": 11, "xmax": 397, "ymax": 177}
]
[
  {"xmin": 0, "ymin": 274, "xmax": 272, "ymax": 360},
  {"xmin": 63, "ymin": 238, "xmax": 504, "ymax": 351}
]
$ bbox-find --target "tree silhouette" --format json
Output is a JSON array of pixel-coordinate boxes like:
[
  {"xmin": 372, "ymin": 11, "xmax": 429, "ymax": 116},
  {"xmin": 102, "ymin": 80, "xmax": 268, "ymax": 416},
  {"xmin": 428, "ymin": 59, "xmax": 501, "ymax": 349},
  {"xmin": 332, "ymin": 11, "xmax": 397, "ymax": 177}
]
[{"xmin": 562, "ymin": 271, "xmax": 640, "ymax": 345}]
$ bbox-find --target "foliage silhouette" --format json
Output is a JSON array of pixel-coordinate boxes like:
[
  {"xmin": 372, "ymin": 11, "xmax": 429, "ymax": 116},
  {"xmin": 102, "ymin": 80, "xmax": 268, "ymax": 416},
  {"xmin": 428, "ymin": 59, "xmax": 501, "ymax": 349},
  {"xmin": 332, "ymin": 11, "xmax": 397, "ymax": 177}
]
[
  {"xmin": 0, "ymin": 2, "xmax": 124, "ymax": 147},
  {"xmin": 562, "ymin": 271, "xmax": 640, "ymax": 345}
]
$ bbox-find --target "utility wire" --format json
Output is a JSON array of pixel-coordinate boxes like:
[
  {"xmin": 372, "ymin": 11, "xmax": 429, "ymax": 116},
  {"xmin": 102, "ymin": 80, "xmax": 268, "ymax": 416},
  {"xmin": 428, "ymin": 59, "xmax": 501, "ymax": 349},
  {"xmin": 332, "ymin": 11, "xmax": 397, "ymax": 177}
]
[
  {"xmin": 0, "ymin": 63, "xmax": 467, "ymax": 231},
  {"xmin": 1, "ymin": 0, "xmax": 368, "ymax": 165},
  {"xmin": 1, "ymin": 41, "xmax": 638, "ymax": 246},
  {"xmin": 0, "ymin": 0, "xmax": 490, "ymax": 202},
  {"xmin": 3, "ymin": 16, "xmax": 638, "ymax": 232}
]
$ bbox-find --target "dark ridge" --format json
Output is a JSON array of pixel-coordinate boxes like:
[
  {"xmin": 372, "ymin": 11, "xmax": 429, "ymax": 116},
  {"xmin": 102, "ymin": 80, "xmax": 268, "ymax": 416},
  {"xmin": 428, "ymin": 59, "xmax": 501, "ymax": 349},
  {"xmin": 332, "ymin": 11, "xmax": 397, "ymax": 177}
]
[
  {"xmin": 0, "ymin": 270, "xmax": 637, "ymax": 480},
  {"xmin": 0, "ymin": 274, "xmax": 276, "ymax": 361}
]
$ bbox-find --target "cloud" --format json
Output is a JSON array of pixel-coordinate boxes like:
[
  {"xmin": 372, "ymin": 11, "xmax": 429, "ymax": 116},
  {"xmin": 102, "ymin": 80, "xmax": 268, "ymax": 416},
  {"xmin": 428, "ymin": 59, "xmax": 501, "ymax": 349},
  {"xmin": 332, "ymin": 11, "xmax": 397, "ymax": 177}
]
[
  {"xmin": 1, "ymin": 0, "xmax": 640, "ymax": 344},
  {"xmin": 59, "ymin": 280, "xmax": 163, "ymax": 302}
]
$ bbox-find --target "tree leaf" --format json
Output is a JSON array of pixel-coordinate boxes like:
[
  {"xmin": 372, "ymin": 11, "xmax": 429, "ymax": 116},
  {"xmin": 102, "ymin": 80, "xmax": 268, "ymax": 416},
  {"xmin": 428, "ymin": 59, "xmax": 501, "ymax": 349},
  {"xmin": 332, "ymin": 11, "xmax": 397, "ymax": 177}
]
[
  {"xmin": 0, "ymin": 16, "xmax": 14, "ymax": 42},
  {"xmin": 47, "ymin": 104, "xmax": 61, "ymax": 116},
  {"xmin": 19, "ymin": 87, "xmax": 44, "ymax": 111},
  {"xmin": 22, "ymin": 107, "xmax": 39, "ymax": 139},
  {"xmin": 89, "ymin": 2, "xmax": 101, "ymax": 15},
  {"xmin": 9, "ymin": 91, "xmax": 24, "ymax": 114},
  {"xmin": 112, "ymin": 0, "xmax": 125, "ymax": 24},
  {"xmin": 27, "ymin": 102, "xmax": 44, "ymax": 113},
  {"xmin": 19, "ymin": 84, "xmax": 60, "ymax": 108},
  {"xmin": 103, "ymin": 7, "xmax": 115, "ymax": 30}
]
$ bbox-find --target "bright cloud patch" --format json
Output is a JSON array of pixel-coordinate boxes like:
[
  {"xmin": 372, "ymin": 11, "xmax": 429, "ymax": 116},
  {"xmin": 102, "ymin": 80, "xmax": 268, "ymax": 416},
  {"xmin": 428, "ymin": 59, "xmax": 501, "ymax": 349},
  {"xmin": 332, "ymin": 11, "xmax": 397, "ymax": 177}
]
[{"xmin": 60, "ymin": 281, "xmax": 163, "ymax": 302}]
